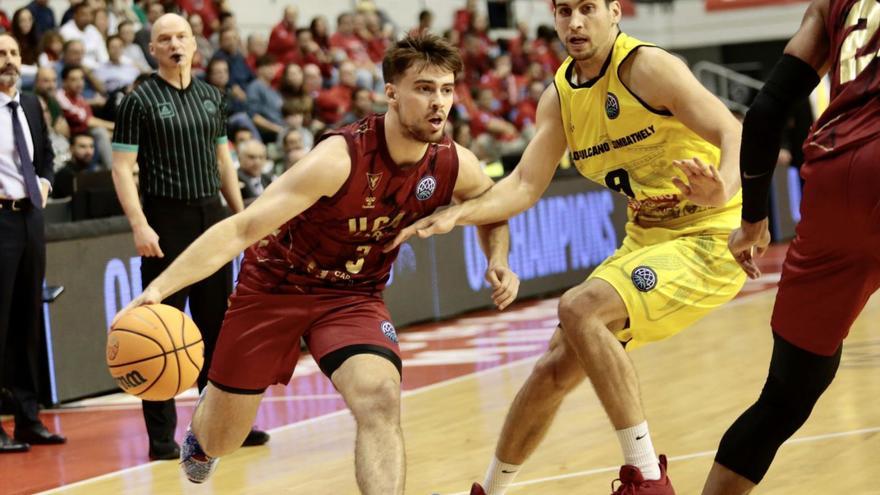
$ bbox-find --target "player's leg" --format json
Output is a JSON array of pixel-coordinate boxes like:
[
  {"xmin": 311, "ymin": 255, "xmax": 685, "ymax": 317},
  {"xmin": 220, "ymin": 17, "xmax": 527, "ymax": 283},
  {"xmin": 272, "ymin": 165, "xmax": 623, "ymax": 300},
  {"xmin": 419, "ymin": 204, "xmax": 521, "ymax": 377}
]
[
  {"xmin": 558, "ymin": 278, "xmax": 668, "ymax": 482},
  {"xmin": 179, "ymin": 383, "xmax": 264, "ymax": 484},
  {"xmin": 191, "ymin": 383, "xmax": 264, "ymax": 456},
  {"xmin": 180, "ymin": 286, "xmax": 312, "ymax": 483},
  {"xmin": 481, "ymin": 327, "xmax": 588, "ymax": 494},
  {"xmin": 703, "ymin": 334, "xmax": 842, "ymax": 495},
  {"xmin": 560, "ymin": 226, "xmax": 744, "ymax": 491},
  {"xmin": 331, "ymin": 353, "xmax": 405, "ymax": 495},
  {"xmin": 704, "ymin": 149, "xmax": 880, "ymax": 493},
  {"xmin": 306, "ymin": 294, "xmax": 405, "ymax": 495}
]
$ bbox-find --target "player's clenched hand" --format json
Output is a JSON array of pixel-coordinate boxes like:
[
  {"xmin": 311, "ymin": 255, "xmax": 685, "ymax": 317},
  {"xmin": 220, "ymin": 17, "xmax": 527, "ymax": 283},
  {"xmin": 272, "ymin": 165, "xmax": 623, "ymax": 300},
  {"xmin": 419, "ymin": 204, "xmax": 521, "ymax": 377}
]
[
  {"xmin": 672, "ymin": 157, "xmax": 728, "ymax": 208},
  {"xmin": 133, "ymin": 223, "xmax": 164, "ymax": 258},
  {"xmin": 486, "ymin": 264, "xmax": 520, "ymax": 310},
  {"xmin": 383, "ymin": 206, "xmax": 461, "ymax": 252},
  {"xmin": 728, "ymin": 218, "xmax": 770, "ymax": 280},
  {"xmin": 111, "ymin": 285, "xmax": 163, "ymax": 327}
]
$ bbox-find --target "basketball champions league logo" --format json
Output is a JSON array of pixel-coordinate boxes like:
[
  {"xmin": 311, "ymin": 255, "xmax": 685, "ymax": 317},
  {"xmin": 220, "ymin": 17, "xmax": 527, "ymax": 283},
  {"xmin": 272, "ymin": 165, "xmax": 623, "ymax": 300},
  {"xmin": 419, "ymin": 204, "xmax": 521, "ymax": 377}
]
[
  {"xmin": 605, "ymin": 92, "xmax": 621, "ymax": 119},
  {"xmin": 415, "ymin": 176, "xmax": 436, "ymax": 201}
]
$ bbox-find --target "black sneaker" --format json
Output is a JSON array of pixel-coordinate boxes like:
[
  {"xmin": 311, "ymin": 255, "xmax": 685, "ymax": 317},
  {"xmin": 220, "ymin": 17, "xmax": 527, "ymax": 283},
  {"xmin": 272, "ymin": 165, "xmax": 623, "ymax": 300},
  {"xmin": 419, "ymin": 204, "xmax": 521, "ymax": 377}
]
[{"xmin": 241, "ymin": 428, "xmax": 270, "ymax": 447}]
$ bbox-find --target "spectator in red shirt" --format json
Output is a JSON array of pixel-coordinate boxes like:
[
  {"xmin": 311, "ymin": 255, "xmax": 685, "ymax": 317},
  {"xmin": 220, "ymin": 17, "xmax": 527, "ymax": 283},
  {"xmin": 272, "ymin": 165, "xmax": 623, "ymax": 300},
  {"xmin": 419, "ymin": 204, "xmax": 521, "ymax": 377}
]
[
  {"xmin": 511, "ymin": 80, "xmax": 545, "ymax": 131},
  {"xmin": 360, "ymin": 11, "xmax": 390, "ymax": 65},
  {"xmin": 314, "ymin": 60, "xmax": 356, "ymax": 125},
  {"xmin": 245, "ymin": 33, "xmax": 268, "ymax": 72},
  {"xmin": 453, "ymin": 0, "xmax": 477, "ymax": 33},
  {"xmin": 56, "ymin": 65, "xmax": 114, "ymax": 167},
  {"xmin": 288, "ymin": 27, "xmax": 333, "ymax": 78},
  {"xmin": 478, "ymin": 54, "xmax": 521, "ymax": 116},
  {"xmin": 268, "ymin": 6, "xmax": 298, "ymax": 64},
  {"xmin": 309, "ymin": 15, "xmax": 330, "ymax": 52},
  {"xmin": 329, "ymin": 12, "xmax": 370, "ymax": 65},
  {"xmin": 178, "ymin": 0, "xmax": 219, "ymax": 37}
]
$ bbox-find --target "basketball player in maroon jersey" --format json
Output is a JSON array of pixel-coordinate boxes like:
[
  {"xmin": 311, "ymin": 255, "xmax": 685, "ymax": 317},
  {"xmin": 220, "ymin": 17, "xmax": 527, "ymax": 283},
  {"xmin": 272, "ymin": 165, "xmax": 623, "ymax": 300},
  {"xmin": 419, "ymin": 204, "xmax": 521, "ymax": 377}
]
[
  {"xmin": 115, "ymin": 33, "xmax": 519, "ymax": 494},
  {"xmin": 702, "ymin": 0, "xmax": 880, "ymax": 492}
]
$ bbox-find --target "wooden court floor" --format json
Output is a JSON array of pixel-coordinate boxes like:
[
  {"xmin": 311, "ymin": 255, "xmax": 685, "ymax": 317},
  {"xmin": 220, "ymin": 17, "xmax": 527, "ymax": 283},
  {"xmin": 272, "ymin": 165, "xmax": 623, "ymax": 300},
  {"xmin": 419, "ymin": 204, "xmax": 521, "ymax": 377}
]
[{"xmin": 41, "ymin": 286, "xmax": 880, "ymax": 495}]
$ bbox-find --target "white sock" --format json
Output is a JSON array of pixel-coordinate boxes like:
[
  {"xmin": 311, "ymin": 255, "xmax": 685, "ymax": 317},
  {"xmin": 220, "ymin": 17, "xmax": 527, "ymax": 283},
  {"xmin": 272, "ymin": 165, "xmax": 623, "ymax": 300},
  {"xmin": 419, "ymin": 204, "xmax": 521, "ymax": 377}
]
[
  {"xmin": 616, "ymin": 421, "xmax": 661, "ymax": 480},
  {"xmin": 482, "ymin": 456, "xmax": 521, "ymax": 495}
]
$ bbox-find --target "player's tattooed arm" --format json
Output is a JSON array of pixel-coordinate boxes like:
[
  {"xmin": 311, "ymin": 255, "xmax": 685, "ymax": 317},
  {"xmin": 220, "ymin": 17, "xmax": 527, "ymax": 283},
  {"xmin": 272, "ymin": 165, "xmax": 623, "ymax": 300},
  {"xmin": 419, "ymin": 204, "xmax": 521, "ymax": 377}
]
[{"xmin": 625, "ymin": 47, "xmax": 742, "ymax": 206}]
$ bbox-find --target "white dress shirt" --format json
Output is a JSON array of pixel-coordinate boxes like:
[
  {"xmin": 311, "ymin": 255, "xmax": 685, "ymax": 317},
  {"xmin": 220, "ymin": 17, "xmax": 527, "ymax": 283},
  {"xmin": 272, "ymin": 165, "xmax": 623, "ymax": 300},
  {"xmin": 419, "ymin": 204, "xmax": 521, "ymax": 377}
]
[
  {"xmin": 59, "ymin": 21, "xmax": 109, "ymax": 69},
  {"xmin": 0, "ymin": 91, "xmax": 36, "ymax": 200}
]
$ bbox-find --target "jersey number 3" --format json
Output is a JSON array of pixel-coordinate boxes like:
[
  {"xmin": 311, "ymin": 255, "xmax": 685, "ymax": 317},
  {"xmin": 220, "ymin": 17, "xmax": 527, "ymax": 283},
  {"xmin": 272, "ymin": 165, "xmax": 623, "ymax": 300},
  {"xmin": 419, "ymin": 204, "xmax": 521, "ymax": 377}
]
[{"xmin": 840, "ymin": 0, "xmax": 880, "ymax": 84}]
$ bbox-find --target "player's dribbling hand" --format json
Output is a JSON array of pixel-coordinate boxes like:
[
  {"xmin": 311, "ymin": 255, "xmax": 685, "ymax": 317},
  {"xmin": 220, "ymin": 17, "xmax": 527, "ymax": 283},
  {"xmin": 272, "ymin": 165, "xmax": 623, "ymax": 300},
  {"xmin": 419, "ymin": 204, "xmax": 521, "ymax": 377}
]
[
  {"xmin": 728, "ymin": 218, "xmax": 770, "ymax": 280},
  {"xmin": 111, "ymin": 286, "xmax": 163, "ymax": 327},
  {"xmin": 672, "ymin": 157, "xmax": 728, "ymax": 207},
  {"xmin": 383, "ymin": 206, "xmax": 461, "ymax": 252},
  {"xmin": 486, "ymin": 264, "xmax": 520, "ymax": 310},
  {"xmin": 133, "ymin": 224, "xmax": 164, "ymax": 258}
]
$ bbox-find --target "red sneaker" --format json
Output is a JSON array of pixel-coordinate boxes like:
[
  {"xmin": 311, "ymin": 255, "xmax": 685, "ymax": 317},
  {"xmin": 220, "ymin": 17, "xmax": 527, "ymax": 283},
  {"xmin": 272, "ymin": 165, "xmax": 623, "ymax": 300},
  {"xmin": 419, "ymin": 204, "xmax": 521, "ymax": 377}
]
[
  {"xmin": 611, "ymin": 455, "xmax": 675, "ymax": 494},
  {"xmin": 470, "ymin": 482, "xmax": 487, "ymax": 495}
]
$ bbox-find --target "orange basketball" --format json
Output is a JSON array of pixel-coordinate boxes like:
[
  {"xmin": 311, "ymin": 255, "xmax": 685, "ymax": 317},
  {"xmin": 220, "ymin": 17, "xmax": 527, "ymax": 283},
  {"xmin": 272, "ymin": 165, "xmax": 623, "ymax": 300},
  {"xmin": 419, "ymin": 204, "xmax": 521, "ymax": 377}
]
[{"xmin": 106, "ymin": 304, "xmax": 204, "ymax": 401}]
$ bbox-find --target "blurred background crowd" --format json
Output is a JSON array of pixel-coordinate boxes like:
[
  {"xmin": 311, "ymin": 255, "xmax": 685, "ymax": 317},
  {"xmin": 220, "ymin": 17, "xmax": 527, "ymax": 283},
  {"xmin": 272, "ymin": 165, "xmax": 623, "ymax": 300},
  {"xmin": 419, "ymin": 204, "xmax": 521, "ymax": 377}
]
[{"xmin": 1, "ymin": 0, "xmax": 570, "ymax": 210}]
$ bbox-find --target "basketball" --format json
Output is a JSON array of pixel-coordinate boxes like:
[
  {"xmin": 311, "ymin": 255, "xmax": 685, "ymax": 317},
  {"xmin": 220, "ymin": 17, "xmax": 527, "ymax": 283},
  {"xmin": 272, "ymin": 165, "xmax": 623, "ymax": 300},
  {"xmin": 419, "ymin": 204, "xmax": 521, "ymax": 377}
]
[{"xmin": 106, "ymin": 304, "xmax": 204, "ymax": 401}]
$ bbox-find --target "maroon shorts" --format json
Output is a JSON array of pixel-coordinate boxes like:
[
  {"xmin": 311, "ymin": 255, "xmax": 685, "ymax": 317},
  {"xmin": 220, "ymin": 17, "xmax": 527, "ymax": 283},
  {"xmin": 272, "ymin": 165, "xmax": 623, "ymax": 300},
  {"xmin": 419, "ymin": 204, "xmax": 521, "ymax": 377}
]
[
  {"xmin": 771, "ymin": 141, "xmax": 880, "ymax": 356},
  {"xmin": 208, "ymin": 283, "xmax": 401, "ymax": 393}
]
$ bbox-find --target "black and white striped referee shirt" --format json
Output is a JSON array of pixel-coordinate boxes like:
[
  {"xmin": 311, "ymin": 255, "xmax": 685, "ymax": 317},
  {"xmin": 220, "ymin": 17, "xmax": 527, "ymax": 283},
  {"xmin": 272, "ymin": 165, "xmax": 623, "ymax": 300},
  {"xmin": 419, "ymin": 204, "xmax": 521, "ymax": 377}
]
[{"xmin": 112, "ymin": 73, "xmax": 227, "ymax": 200}]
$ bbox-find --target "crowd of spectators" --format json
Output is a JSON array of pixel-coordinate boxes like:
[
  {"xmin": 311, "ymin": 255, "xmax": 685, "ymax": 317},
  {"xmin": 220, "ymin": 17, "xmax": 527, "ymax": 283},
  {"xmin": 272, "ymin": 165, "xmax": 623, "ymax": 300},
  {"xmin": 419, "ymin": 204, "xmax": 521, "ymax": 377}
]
[{"xmin": 0, "ymin": 0, "xmax": 567, "ymax": 211}]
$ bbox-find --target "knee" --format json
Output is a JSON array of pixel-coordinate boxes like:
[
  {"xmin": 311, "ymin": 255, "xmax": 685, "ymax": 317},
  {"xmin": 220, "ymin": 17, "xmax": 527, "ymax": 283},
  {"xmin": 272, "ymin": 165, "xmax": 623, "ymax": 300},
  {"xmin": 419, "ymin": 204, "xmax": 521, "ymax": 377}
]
[
  {"xmin": 346, "ymin": 378, "xmax": 401, "ymax": 426},
  {"xmin": 558, "ymin": 286, "xmax": 606, "ymax": 337},
  {"xmin": 531, "ymin": 346, "xmax": 583, "ymax": 397}
]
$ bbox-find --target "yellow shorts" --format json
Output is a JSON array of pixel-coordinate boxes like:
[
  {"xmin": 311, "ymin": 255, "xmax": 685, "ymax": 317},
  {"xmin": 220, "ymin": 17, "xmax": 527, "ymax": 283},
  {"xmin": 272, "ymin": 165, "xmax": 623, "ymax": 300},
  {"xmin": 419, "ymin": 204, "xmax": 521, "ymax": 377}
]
[{"xmin": 589, "ymin": 214, "xmax": 746, "ymax": 349}]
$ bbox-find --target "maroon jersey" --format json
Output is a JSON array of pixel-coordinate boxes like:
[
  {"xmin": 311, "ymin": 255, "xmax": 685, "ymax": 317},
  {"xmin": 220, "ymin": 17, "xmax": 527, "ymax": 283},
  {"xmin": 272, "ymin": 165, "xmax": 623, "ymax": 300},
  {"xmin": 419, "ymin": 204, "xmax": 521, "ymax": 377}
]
[
  {"xmin": 238, "ymin": 114, "xmax": 460, "ymax": 292},
  {"xmin": 804, "ymin": 0, "xmax": 880, "ymax": 161}
]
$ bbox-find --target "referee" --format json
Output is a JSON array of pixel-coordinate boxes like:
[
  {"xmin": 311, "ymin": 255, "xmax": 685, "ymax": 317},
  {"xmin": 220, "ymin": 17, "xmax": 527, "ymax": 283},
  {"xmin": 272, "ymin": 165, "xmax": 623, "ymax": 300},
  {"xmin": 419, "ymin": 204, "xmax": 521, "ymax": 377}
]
[{"xmin": 110, "ymin": 13, "xmax": 267, "ymax": 460}]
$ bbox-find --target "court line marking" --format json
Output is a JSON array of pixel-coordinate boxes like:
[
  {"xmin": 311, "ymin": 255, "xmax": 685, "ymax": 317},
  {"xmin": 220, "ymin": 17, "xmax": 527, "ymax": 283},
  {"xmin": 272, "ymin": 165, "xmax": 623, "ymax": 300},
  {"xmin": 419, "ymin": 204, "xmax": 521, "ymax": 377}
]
[
  {"xmin": 444, "ymin": 426, "xmax": 880, "ymax": 495},
  {"xmin": 37, "ymin": 356, "xmax": 543, "ymax": 494},
  {"xmin": 48, "ymin": 394, "xmax": 347, "ymax": 412},
  {"xmin": 39, "ymin": 290, "xmax": 778, "ymax": 493}
]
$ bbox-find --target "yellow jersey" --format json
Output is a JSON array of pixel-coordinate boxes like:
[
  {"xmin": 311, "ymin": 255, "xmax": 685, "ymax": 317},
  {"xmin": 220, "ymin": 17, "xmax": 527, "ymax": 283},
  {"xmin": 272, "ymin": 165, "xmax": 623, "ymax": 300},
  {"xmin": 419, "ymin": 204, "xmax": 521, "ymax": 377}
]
[{"xmin": 554, "ymin": 32, "xmax": 741, "ymax": 228}]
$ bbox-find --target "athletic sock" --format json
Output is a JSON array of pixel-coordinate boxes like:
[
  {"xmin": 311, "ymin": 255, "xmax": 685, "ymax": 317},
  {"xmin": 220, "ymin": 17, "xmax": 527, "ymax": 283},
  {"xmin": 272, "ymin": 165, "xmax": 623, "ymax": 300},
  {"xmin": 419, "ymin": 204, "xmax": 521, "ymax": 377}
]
[
  {"xmin": 483, "ymin": 456, "xmax": 521, "ymax": 495},
  {"xmin": 616, "ymin": 421, "xmax": 661, "ymax": 480}
]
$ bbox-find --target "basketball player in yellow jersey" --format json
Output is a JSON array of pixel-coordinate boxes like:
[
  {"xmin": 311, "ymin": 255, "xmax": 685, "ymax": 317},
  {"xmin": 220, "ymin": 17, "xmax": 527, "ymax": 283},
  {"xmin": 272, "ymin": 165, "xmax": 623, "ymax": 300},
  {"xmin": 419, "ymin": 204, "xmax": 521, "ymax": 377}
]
[{"xmin": 388, "ymin": 1, "xmax": 746, "ymax": 493}]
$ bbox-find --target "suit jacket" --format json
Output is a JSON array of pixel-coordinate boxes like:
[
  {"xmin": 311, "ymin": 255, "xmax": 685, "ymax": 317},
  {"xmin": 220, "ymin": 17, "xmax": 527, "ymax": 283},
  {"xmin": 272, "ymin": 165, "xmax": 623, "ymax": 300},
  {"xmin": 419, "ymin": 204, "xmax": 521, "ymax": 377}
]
[
  {"xmin": 20, "ymin": 92, "xmax": 55, "ymax": 187},
  {"xmin": 238, "ymin": 169, "xmax": 272, "ymax": 200}
]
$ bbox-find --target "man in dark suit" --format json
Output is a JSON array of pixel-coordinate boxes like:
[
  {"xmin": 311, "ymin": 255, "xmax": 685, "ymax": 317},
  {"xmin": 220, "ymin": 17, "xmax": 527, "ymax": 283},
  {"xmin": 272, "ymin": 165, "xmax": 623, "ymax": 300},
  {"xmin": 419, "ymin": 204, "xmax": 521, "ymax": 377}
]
[
  {"xmin": 236, "ymin": 139, "xmax": 272, "ymax": 201},
  {"xmin": 0, "ymin": 34, "xmax": 66, "ymax": 453}
]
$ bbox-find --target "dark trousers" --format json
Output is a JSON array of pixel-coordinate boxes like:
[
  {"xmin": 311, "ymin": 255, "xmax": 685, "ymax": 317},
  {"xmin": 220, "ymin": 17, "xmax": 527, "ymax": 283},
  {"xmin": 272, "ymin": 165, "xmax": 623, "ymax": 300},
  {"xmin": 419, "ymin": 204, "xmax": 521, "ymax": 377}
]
[
  {"xmin": 0, "ymin": 204, "xmax": 44, "ymax": 427},
  {"xmin": 140, "ymin": 195, "xmax": 231, "ymax": 453}
]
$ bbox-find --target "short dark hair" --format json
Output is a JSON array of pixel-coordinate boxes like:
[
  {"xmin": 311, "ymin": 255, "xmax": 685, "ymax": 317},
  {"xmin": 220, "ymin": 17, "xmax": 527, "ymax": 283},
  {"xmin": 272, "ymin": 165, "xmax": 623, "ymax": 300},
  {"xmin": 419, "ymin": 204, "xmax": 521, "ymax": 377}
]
[
  {"xmin": 61, "ymin": 64, "xmax": 84, "ymax": 80},
  {"xmin": 382, "ymin": 33, "xmax": 463, "ymax": 84},
  {"xmin": 72, "ymin": 3, "xmax": 91, "ymax": 15},
  {"xmin": 70, "ymin": 132, "xmax": 94, "ymax": 145},
  {"xmin": 255, "ymin": 54, "xmax": 276, "ymax": 68},
  {"xmin": 352, "ymin": 87, "xmax": 371, "ymax": 100}
]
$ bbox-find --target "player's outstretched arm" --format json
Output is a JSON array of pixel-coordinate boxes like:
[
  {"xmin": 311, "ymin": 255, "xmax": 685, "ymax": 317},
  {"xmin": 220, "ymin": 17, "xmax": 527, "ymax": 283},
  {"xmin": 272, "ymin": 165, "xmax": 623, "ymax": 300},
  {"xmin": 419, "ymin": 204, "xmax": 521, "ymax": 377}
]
[
  {"xmin": 626, "ymin": 47, "xmax": 742, "ymax": 207},
  {"xmin": 455, "ymin": 144, "xmax": 520, "ymax": 310},
  {"xmin": 386, "ymin": 85, "xmax": 568, "ymax": 251},
  {"xmin": 116, "ymin": 136, "xmax": 351, "ymax": 318},
  {"xmin": 728, "ymin": 0, "xmax": 829, "ymax": 279}
]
